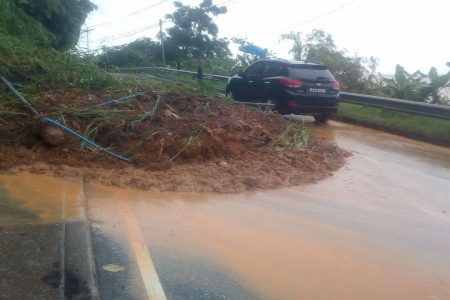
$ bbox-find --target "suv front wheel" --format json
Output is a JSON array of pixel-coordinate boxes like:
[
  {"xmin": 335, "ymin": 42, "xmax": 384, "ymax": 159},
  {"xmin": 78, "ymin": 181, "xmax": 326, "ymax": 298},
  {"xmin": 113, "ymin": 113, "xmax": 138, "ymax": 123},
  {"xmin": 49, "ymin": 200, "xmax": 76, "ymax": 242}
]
[{"xmin": 261, "ymin": 99, "xmax": 277, "ymax": 114}]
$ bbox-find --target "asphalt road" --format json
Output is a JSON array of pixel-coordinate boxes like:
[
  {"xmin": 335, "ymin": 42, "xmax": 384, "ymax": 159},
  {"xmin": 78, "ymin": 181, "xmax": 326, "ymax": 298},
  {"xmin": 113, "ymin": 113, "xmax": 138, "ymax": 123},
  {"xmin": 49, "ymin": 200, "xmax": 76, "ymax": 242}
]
[{"xmin": 1, "ymin": 120, "xmax": 450, "ymax": 299}]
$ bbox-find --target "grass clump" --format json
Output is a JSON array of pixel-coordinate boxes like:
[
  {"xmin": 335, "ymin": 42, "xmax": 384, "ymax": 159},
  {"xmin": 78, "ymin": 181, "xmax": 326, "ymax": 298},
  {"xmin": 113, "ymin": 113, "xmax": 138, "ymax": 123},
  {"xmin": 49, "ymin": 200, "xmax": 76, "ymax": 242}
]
[
  {"xmin": 270, "ymin": 122, "xmax": 311, "ymax": 150},
  {"xmin": 0, "ymin": 0, "xmax": 115, "ymax": 98},
  {"xmin": 337, "ymin": 103, "xmax": 450, "ymax": 145},
  {"xmin": 114, "ymin": 68, "xmax": 226, "ymax": 97},
  {"xmin": 0, "ymin": 33, "xmax": 113, "ymax": 91}
]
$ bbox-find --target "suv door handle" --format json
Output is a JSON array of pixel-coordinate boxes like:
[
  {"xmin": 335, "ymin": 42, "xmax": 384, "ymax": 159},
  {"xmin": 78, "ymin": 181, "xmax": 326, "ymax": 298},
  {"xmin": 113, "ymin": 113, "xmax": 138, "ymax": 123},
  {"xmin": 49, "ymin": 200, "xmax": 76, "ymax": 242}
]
[
  {"xmin": 264, "ymin": 81, "xmax": 270, "ymax": 84},
  {"xmin": 248, "ymin": 80, "xmax": 254, "ymax": 83}
]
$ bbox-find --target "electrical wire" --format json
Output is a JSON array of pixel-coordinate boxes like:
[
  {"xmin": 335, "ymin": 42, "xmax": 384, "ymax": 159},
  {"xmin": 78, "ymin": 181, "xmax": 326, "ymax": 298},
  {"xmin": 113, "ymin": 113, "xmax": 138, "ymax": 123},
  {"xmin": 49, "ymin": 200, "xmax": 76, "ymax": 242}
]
[
  {"xmin": 90, "ymin": 22, "xmax": 160, "ymax": 45},
  {"xmin": 92, "ymin": 0, "xmax": 236, "ymax": 30},
  {"xmin": 83, "ymin": 0, "xmax": 234, "ymax": 51},
  {"xmin": 89, "ymin": 0, "xmax": 171, "ymax": 29},
  {"xmin": 282, "ymin": 0, "xmax": 357, "ymax": 31},
  {"xmin": 216, "ymin": 0, "xmax": 239, "ymax": 6}
]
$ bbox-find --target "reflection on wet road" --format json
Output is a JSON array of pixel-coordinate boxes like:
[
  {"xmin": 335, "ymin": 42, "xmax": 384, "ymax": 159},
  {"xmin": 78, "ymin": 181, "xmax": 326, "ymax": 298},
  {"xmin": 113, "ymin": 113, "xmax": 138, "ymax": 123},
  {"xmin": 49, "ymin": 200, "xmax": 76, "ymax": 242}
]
[{"xmin": 1, "ymin": 120, "xmax": 450, "ymax": 299}]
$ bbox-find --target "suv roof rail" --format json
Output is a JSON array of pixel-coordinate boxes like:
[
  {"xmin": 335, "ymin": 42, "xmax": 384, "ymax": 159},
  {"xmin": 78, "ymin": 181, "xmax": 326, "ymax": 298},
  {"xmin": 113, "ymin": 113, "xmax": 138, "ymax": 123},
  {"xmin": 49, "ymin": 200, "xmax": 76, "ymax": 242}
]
[{"xmin": 258, "ymin": 57, "xmax": 328, "ymax": 68}]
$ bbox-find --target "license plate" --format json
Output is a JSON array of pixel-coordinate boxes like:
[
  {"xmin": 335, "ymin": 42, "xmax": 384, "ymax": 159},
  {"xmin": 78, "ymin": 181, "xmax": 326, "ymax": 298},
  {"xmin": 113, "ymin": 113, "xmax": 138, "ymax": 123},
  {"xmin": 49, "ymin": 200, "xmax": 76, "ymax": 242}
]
[{"xmin": 309, "ymin": 88, "xmax": 326, "ymax": 93}]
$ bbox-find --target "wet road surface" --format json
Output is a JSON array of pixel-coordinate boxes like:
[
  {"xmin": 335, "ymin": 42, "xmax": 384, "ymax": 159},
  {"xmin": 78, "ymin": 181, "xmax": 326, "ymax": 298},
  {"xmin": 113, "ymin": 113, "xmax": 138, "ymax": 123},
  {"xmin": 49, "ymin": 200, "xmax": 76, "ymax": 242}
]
[{"xmin": 1, "ymin": 120, "xmax": 450, "ymax": 299}]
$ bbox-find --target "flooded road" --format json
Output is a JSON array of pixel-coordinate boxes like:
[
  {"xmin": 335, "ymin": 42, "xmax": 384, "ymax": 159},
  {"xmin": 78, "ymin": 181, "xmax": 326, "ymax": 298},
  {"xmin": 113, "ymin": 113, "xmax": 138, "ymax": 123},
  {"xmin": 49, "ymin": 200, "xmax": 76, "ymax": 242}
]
[{"xmin": 1, "ymin": 120, "xmax": 450, "ymax": 299}]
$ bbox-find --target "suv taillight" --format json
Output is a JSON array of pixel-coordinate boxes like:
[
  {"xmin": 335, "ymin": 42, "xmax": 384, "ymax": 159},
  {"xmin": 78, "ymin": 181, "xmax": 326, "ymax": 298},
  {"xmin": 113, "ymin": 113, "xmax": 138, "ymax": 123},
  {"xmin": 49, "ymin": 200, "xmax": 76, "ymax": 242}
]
[
  {"xmin": 279, "ymin": 78, "xmax": 303, "ymax": 88},
  {"xmin": 332, "ymin": 81, "xmax": 340, "ymax": 90}
]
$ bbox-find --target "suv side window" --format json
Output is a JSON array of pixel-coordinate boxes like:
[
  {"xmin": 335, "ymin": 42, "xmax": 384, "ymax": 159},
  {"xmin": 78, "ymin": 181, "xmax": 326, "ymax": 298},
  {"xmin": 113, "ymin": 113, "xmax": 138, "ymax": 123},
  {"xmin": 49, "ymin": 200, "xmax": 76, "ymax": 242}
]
[
  {"xmin": 262, "ymin": 62, "xmax": 287, "ymax": 77},
  {"xmin": 245, "ymin": 61, "xmax": 265, "ymax": 76},
  {"xmin": 287, "ymin": 66, "xmax": 335, "ymax": 81}
]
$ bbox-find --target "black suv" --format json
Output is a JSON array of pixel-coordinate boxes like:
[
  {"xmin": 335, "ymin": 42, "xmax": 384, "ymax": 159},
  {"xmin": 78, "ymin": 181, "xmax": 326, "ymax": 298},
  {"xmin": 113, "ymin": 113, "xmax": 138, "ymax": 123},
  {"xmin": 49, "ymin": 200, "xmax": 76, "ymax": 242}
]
[{"xmin": 226, "ymin": 59, "xmax": 340, "ymax": 122}]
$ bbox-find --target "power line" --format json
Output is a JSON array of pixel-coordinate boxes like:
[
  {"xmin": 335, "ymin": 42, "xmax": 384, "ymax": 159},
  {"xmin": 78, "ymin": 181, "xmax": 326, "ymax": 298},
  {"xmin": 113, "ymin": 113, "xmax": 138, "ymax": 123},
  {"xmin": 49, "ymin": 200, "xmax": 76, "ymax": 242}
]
[
  {"xmin": 88, "ymin": 0, "xmax": 236, "ymax": 32},
  {"xmin": 90, "ymin": 22, "xmax": 161, "ymax": 45},
  {"xmin": 84, "ymin": 0, "xmax": 235, "ymax": 50},
  {"xmin": 282, "ymin": 0, "xmax": 357, "ymax": 32},
  {"xmin": 216, "ymin": 0, "xmax": 239, "ymax": 6},
  {"xmin": 90, "ymin": 0, "xmax": 171, "ymax": 29}
]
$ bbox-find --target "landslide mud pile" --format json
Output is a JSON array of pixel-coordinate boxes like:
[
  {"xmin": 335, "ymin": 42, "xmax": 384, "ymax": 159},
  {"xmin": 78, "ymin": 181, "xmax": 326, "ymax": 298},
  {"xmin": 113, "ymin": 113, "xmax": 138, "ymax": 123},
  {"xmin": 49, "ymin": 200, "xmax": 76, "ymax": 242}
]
[{"xmin": 0, "ymin": 88, "xmax": 347, "ymax": 192}]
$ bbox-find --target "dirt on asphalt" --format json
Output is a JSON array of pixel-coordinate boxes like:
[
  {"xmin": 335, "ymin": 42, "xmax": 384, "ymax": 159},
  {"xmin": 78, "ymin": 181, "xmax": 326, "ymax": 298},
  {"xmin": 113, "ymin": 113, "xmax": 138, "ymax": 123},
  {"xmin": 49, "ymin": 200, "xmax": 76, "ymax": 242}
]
[{"xmin": 0, "ymin": 88, "xmax": 348, "ymax": 193}]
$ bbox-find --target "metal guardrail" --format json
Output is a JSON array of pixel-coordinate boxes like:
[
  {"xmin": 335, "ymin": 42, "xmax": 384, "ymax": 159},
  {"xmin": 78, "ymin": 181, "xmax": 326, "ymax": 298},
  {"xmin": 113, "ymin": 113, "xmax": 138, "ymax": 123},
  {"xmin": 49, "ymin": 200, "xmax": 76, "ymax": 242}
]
[
  {"xmin": 117, "ymin": 67, "xmax": 230, "ymax": 82},
  {"xmin": 117, "ymin": 67, "xmax": 450, "ymax": 121},
  {"xmin": 339, "ymin": 92, "xmax": 450, "ymax": 121},
  {"xmin": 159, "ymin": 67, "xmax": 229, "ymax": 81}
]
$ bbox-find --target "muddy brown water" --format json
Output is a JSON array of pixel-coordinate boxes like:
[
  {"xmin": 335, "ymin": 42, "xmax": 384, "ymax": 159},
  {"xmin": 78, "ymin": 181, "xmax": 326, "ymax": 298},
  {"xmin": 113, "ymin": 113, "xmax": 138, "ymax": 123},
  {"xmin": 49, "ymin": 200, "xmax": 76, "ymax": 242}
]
[{"xmin": 1, "ymin": 120, "xmax": 450, "ymax": 299}]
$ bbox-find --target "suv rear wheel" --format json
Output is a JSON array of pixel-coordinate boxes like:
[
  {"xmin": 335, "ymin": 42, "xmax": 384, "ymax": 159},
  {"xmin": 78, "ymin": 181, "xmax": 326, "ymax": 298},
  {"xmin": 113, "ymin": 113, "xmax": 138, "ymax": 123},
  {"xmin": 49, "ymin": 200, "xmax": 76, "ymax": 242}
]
[{"xmin": 314, "ymin": 114, "xmax": 330, "ymax": 123}]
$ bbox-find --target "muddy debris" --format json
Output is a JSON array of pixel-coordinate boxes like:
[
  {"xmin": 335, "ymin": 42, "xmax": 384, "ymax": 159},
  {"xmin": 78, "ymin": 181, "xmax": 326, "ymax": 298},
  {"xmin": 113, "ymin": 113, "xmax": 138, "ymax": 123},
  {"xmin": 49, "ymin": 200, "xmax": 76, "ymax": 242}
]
[{"xmin": 0, "ymin": 88, "xmax": 349, "ymax": 193}]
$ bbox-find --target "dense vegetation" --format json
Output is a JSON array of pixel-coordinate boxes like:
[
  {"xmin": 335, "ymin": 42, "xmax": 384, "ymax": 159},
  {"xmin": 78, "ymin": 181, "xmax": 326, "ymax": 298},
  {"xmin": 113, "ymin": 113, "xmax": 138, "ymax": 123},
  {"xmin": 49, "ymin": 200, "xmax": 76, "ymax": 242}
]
[
  {"xmin": 95, "ymin": 1, "xmax": 449, "ymax": 105},
  {"xmin": 1, "ymin": 0, "xmax": 449, "ymax": 105},
  {"xmin": 1, "ymin": 0, "xmax": 95, "ymax": 50},
  {"xmin": 0, "ymin": 0, "xmax": 110, "ymax": 91}
]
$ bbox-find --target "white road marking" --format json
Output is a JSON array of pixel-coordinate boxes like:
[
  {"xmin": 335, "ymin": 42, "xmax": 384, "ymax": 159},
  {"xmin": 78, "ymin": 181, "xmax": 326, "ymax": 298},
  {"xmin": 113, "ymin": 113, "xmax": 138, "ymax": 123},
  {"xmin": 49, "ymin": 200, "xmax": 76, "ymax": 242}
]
[{"xmin": 119, "ymin": 196, "xmax": 167, "ymax": 300}]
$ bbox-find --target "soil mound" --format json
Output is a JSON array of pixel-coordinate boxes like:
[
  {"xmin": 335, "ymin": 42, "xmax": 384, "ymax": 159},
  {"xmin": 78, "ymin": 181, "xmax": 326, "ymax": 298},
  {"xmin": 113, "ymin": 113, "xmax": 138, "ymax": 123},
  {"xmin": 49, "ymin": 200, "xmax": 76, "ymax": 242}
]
[{"xmin": 0, "ymin": 88, "xmax": 348, "ymax": 193}]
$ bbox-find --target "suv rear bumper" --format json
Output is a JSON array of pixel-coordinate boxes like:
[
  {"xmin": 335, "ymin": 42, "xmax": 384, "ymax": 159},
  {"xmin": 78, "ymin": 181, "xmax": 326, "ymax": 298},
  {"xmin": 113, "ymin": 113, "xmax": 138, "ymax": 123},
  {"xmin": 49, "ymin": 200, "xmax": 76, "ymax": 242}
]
[
  {"xmin": 278, "ymin": 95, "xmax": 339, "ymax": 115},
  {"xmin": 287, "ymin": 105, "xmax": 338, "ymax": 115}
]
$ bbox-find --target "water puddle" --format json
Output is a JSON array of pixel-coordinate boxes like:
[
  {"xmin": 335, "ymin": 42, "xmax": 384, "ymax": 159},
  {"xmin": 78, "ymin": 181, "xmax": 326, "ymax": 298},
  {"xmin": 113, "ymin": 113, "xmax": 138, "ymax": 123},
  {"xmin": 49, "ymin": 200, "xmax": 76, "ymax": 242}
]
[{"xmin": 0, "ymin": 173, "xmax": 85, "ymax": 223}]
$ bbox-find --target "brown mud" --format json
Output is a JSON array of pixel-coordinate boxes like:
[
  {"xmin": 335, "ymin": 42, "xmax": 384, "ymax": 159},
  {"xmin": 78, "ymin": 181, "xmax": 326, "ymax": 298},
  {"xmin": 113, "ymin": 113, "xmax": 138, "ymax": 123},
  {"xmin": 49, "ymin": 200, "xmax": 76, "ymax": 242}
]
[{"xmin": 0, "ymin": 88, "xmax": 347, "ymax": 193}]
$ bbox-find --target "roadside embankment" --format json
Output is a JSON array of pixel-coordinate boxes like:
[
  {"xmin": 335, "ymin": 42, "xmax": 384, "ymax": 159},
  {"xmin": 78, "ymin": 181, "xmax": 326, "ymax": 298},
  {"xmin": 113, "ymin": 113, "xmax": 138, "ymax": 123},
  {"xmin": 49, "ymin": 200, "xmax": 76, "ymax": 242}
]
[{"xmin": 335, "ymin": 103, "xmax": 450, "ymax": 147}]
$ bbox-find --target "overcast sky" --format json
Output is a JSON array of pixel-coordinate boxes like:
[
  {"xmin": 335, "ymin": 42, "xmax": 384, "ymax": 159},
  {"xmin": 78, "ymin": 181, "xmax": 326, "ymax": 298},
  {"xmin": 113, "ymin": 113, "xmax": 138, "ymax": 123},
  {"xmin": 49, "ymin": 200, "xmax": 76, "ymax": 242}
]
[{"xmin": 81, "ymin": 0, "xmax": 450, "ymax": 74}]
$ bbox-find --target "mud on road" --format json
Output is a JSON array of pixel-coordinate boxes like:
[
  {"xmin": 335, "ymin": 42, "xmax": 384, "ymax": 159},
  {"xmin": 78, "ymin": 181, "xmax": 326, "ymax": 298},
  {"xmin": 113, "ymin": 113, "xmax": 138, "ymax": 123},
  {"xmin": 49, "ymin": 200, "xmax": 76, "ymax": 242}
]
[{"xmin": 0, "ymin": 88, "xmax": 347, "ymax": 192}]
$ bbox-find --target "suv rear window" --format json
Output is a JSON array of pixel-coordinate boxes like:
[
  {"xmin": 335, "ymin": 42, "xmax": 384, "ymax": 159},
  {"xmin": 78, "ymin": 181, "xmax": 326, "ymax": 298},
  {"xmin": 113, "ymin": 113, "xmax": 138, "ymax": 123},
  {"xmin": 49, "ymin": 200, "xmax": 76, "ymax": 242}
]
[{"xmin": 287, "ymin": 65, "xmax": 335, "ymax": 82}]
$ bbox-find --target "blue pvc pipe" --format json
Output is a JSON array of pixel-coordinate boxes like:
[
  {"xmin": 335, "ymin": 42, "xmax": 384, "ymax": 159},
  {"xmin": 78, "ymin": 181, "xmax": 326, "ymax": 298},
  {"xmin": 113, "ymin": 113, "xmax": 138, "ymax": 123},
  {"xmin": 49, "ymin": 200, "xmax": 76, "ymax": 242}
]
[
  {"xmin": 84, "ymin": 92, "xmax": 146, "ymax": 110},
  {"xmin": 1, "ymin": 76, "xmax": 132, "ymax": 163},
  {"xmin": 1, "ymin": 76, "xmax": 40, "ymax": 116},
  {"xmin": 43, "ymin": 118, "xmax": 132, "ymax": 163}
]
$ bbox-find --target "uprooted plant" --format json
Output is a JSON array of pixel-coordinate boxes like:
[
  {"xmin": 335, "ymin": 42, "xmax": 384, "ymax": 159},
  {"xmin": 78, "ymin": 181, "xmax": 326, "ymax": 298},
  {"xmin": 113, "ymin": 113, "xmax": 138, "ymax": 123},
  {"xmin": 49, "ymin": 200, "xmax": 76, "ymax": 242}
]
[{"xmin": 270, "ymin": 122, "xmax": 311, "ymax": 150}]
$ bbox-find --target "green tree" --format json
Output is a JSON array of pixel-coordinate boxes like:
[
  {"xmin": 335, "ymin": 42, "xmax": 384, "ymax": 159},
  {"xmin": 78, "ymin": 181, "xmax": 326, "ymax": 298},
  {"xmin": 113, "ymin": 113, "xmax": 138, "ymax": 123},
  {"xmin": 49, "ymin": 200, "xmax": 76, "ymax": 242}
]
[
  {"xmin": 360, "ymin": 56, "xmax": 385, "ymax": 95},
  {"xmin": 14, "ymin": 0, "xmax": 96, "ymax": 50},
  {"xmin": 304, "ymin": 29, "xmax": 336, "ymax": 51},
  {"xmin": 96, "ymin": 1, "xmax": 233, "ymax": 69},
  {"xmin": 303, "ymin": 30, "xmax": 371, "ymax": 92},
  {"xmin": 1, "ymin": 0, "xmax": 52, "ymax": 46},
  {"xmin": 165, "ymin": 0, "xmax": 229, "ymax": 60},
  {"xmin": 280, "ymin": 29, "xmax": 386, "ymax": 93},
  {"xmin": 280, "ymin": 31, "xmax": 304, "ymax": 60},
  {"xmin": 420, "ymin": 67, "xmax": 450, "ymax": 104},
  {"xmin": 382, "ymin": 65, "xmax": 423, "ymax": 101},
  {"xmin": 229, "ymin": 36, "xmax": 260, "ymax": 73},
  {"xmin": 96, "ymin": 38, "xmax": 162, "ymax": 68}
]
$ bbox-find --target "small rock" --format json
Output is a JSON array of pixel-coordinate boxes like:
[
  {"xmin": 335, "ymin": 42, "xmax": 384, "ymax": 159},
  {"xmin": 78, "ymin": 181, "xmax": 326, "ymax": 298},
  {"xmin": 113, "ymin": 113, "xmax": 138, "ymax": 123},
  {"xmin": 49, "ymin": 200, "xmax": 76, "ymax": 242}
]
[
  {"xmin": 145, "ymin": 161, "xmax": 173, "ymax": 171},
  {"xmin": 243, "ymin": 177, "xmax": 259, "ymax": 188},
  {"xmin": 38, "ymin": 123, "xmax": 67, "ymax": 146},
  {"xmin": 102, "ymin": 264, "xmax": 126, "ymax": 272},
  {"xmin": 217, "ymin": 161, "xmax": 228, "ymax": 167},
  {"xmin": 162, "ymin": 109, "xmax": 181, "ymax": 119},
  {"xmin": 31, "ymin": 163, "xmax": 49, "ymax": 174}
]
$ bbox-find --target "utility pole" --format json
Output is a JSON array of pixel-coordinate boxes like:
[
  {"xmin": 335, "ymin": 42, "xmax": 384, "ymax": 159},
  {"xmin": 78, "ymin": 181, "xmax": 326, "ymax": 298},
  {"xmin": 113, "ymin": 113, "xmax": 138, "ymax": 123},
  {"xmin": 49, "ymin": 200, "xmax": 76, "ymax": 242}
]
[
  {"xmin": 82, "ymin": 27, "xmax": 93, "ymax": 54},
  {"xmin": 159, "ymin": 19, "xmax": 166, "ymax": 67}
]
